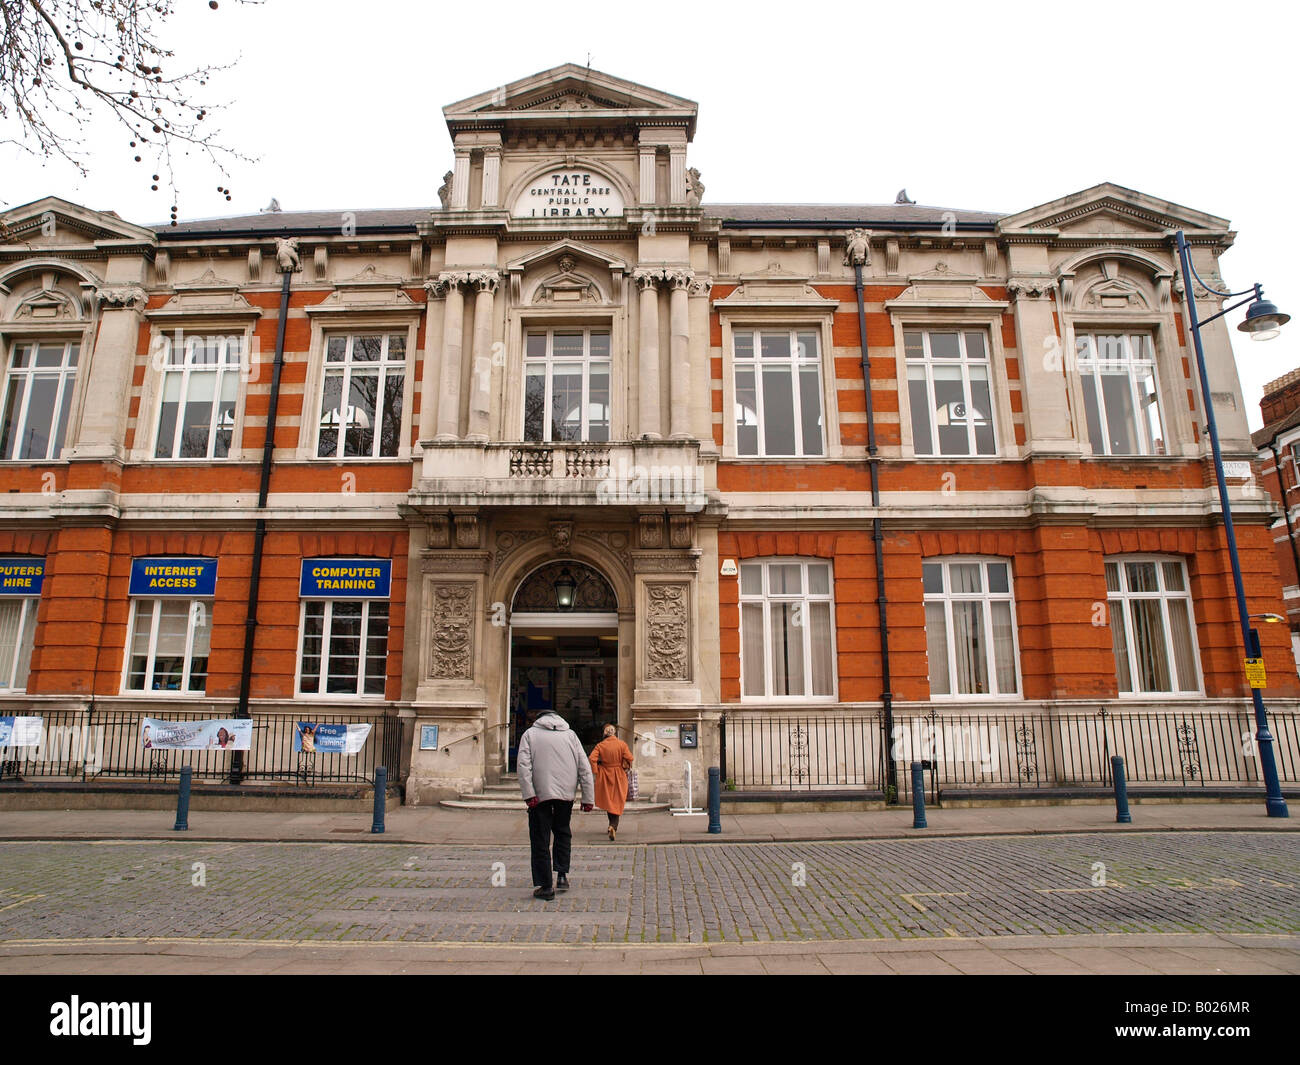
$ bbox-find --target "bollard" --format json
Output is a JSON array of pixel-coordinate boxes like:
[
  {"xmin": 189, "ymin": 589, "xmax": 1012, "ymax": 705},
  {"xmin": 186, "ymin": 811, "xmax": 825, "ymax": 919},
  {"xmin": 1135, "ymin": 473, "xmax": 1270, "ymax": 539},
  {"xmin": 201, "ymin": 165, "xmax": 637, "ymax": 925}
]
[
  {"xmin": 911, "ymin": 762, "xmax": 927, "ymax": 829},
  {"xmin": 1111, "ymin": 755, "xmax": 1132, "ymax": 824},
  {"xmin": 173, "ymin": 764, "xmax": 191, "ymax": 832},
  {"xmin": 371, "ymin": 765, "xmax": 387, "ymax": 834},
  {"xmin": 707, "ymin": 766, "xmax": 722, "ymax": 834}
]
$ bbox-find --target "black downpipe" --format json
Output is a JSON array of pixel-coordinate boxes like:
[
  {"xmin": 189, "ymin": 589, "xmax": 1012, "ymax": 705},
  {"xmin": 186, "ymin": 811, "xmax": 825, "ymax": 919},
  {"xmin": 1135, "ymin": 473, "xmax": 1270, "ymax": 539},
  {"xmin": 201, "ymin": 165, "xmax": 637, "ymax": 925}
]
[
  {"xmin": 854, "ymin": 260, "xmax": 897, "ymax": 799},
  {"xmin": 230, "ymin": 267, "xmax": 293, "ymax": 784},
  {"xmin": 1268, "ymin": 441, "xmax": 1300, "ymax": 606}
]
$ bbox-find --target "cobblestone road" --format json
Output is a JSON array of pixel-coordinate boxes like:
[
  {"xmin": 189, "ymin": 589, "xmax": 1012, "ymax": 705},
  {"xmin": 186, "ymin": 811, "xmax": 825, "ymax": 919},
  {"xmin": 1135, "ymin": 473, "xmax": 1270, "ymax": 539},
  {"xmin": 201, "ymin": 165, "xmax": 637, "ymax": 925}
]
[{"xmin": 1, "ymin": 832, "xmax": 1296, "ymax": 946}]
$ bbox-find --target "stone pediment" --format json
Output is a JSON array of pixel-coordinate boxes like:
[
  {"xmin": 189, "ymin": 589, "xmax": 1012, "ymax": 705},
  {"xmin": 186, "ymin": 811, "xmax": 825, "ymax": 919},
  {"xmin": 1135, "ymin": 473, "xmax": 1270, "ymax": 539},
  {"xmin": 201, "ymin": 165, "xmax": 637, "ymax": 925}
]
[
  {"xmin": 506, "ymin": 238, "xmax": 629, "ymax": 302},
  {"xmin": 997, "ymin": 182, "xmax": 1232, "ymax": 242},
  {"xmin": 713, "ymin": 266, "xmax": 838, "ymax": 309},
  {"xmin": 307, "ymin": 266, "xmax": 419, "ymax": 315},
  {"xmin": 0, "ymin": 195, "xmax": 156, "ymax": 247},
  {"xmin": 147, "ymin": 270, "xmax": 260, "ymax": 320},
  {"xmin": 444, "ymin": 64, "xmax": 697, "ymax": 137}
]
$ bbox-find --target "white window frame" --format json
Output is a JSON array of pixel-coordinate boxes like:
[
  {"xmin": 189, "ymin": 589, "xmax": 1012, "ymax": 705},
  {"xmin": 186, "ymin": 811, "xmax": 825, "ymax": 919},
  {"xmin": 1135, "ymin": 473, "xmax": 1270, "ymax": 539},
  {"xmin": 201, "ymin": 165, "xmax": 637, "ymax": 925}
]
[
  {"xmin": 315, "ymin": 332, "xmax": 409, "ymax": 460},
  {"xmin": 922, "ymin": 556, "xmax": 1022, "ymax": 699},
  {"xmin": 1105, "ymin": 555, "xmax": 1203, "ymax": 697},
  {"xmin": 121, "ymin": 598, "xmax": 212, "ymax": 695},
  {"xmin": 903, "ymin": 328, "xmax": 999, "ymax": 457},
  {"xmin": 1074, "ymin": 332, "xmax": 1166, "ymax": 456},
  {"xmin": 522, "ymin": 327, "xmax": 612, "ymax": 443},
  {"xmin": 738, "ymin": 557, "xmax": 837, "ymax": 702},
  {"xmin": 150, "ymin": 332, "xmax": 245, "ymax": 460},
  {"xmin": 0, "ymin": 338, "xmax": 80, "ymax": 461},
  {"xmin": 0, "ymin": 597, "xmax": 39, "ymax": 691},
  {"xmin": 295, "ymin": 598, "xmax": 390, "ymax": 699},
  {"xmin": 731, "ymin": 327, "xmax": 825, "ymax": 458}
]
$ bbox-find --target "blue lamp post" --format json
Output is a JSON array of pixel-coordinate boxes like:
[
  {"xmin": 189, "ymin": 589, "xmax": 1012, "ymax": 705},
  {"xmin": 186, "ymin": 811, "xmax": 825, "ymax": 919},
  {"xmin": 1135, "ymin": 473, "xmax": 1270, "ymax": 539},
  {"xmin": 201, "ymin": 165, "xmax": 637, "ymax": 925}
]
[{"xmin": 1174, "ymin": 230, "xmax": 1289, "ymax": 817}]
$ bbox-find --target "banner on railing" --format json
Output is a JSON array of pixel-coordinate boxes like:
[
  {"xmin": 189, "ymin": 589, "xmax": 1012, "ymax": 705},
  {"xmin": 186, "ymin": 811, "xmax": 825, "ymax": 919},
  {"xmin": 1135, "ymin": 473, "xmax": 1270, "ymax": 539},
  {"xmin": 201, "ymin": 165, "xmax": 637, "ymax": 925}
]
[
  {"xmin": 293, "ymin": 722, "xmax": 372, "ymax": 755},
  {"xmin": 0, "ymin": 716, "xmax": 43, "ymax": 746},
  {"xmin": 141, "ymin": 718, "xmax": 251, "ymax": 750}
]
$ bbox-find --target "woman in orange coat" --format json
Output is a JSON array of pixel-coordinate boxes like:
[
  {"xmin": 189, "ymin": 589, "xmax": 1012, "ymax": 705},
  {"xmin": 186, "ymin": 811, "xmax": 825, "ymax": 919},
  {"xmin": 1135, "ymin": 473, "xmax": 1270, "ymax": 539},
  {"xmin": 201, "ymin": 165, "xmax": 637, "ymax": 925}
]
[{"xmin": 589, "ymin": 724, "xmax": 634, "ymax": 840}]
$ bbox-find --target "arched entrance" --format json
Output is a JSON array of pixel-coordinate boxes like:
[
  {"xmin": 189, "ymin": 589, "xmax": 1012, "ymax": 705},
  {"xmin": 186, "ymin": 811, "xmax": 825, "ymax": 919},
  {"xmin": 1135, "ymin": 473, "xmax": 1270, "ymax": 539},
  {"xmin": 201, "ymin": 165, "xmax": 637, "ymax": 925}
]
[{"xmin": 506, "ymin": 559, "xmax": 619, "ymax": 768}]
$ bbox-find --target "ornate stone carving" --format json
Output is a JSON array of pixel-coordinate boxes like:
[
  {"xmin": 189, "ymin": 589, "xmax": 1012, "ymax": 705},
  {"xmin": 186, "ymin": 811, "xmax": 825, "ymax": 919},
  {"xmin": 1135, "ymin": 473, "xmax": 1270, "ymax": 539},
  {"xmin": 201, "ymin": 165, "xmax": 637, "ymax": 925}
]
[
  {"xmin": 639, "ymin": 513, "xmax": 665, "ymax": 549},
  {"xmin": 633, "ymin": 267, "xmax": 663, "ymax": 291},
  {"xmin": 247, "ymin": 248, "xmax": 262, "ymax": 283},
  {"xmin": 574, "ymin": 529, "xmax": 632, "ymax": 577},
  {"xmin": 686, "ymin": 167, "xmax": 705, "ymax": 208},
  {"xmin": 428, "ymin": 584, "xmax": 474, "ymax": 680},
  {"xmin": 549, "ymin": 519, "xmax": 574, "ymax": 551},
  {"xmin": 96, "ymin": 285, "xmax": 147, "ymax": 310},
  {"xmin": 664, "ymin": 268, "xmax": 694, "ymax": 290},
  {"xmin": 437, "ymin": 171, "xmax": 454, "ymax": 209},
  {"xmin": 558, "ymin": 254, "xmax": 576, "ymax": 274},
  {"xmin": 493, "ymin": 528, "xmax": 546, "ymax": 567},
  {"xmin": 313, "ymin": 245, "xmax": 328, "ymax": 282},
  {"xmin": 275, "ymin": 237, "xmax": 302, "ymax": 274},
  {"xmin": 983, "ymin": 240, "xmax": 999, "ymax": 277},
  {"xmin": 426, "ymin": 514, "xmax": 451, "ymax": 549},
  {"xmin": 669, "ymin": 514, "xmax": 694, "ymax": 549},
  {"xmin": 424, "ymin": 276, "xmax": 449, "ymax": 299},
  {"xmin": 470, "ymin": 270, "xmax": 501, "ymax": 294},
  {"xmin": 645, "ymin": 582, "xmax": 689, "ymax": 681},
  {"xmin": 689, "ymin": 276, "xmax": 713, "ymax": 298},
  {"xmin": 1007, "ymin": 276, "xmax": 1056, "ymax": 300},
  {"xmin": 513, "ymin": 561, "xmax": 617, "ymax": 612},
  {"xmin": 843, "ymin": 228, "xmax": 872, "ymax": 267},
  {"xmin": 453, "ymin": 511, "xmax": 480, "ymax": 549},
  {"xmin": 885, "ymin": 238, "xmax": 900, "ymax": 275}
]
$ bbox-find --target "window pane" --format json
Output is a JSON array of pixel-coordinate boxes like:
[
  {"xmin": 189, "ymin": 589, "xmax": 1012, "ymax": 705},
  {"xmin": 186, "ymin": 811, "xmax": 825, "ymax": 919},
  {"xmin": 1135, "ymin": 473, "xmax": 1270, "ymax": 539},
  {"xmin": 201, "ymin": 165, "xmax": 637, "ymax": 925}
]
[
  {"xmin": 933, "ymin": 365, "xmax": 969, "ymax": 456},
  {"xmin": 552, "ymin": 332, "xmax": 583, "ymax": 359},
  {"xmin": 34, "ymin": 343, "xmax": 64, "ymax": 368},
  {"xmin": 903, "ymin": 332, "xmax": 924, "ymax": 360},
  {"xmin": 0, "ymin": 600, "xmax": 23, "ymax": 688},
  {"xmin": 387, "ymin": 335, "xmax": 406, "ymax": 361},
  {"xmin": 952, "ymin": 602, "xmax": 988, "ymax": 694},
  {"xmin": 769, "ymin": 602, "xmax": 805, "ymax": 696},
  {"xmin": 1081, "ymin": 375, "xmax": 1106, "ymax": 454},
  {"xmin": 1167, "ymin": 599, "xmax": 1198, "ymax": 692},
  {"xmin": 964, "ymin": 332, "xmax": 987, "ymax": 360},
  {"xmin": 178, "ymin": 370, "xmax": 216, "ymax": 458},
  {"xmin": 969, "ymin": 368, "xmax": 995, "ymax": 455},
  {"xmin": 807, "ymin": 564, "xmax": 830, "ymax": 595},
  {"xmin": 318, "ymin": 373, "xmax": 343, "ymax": 457},
  {"xmin": 353, "ymin": 336, "xmax": 382, "ymax": 362},
  {"xmin": 524, "ymin": 366, "xmax": 546, "ymax": 441},
  {"xmin": 930, "ymin": 333, "xmax": 960, "ymax": 359},
  {"xmin": 155, "ymin": 372, "xmax": 182, "ymax": 457},
  {"xmin": 1161, "ymin": 562, "xmax": 1185, "ymax": 592},
  {"xmin": 908, "ymin": 367, "xmax": 934, "ymax": 455},
  {"xmin": 760, "ymin": 333, "xmax": 790, "ymax": 360},
  {"xmin": 13, "ymin": 600, "xmax": 35, "ymax": 690},
  {"xmin": 152, "ymin": 600, "xmax": 189, "ymax": 690},
  {"xmin": 1, "ymin": 376, "xmax": 26, "ymax": 459},
  {"xmin": 326, "ymin": 602, "xmax": 363, "ymax": 694},
  {"xmin": 326, "ymin": 337, "xmax": 348, "ymax": 362},
  {"xmin": 986, "ymin": 563, "xmax": 1008, "ymax": 594},
  {"xmin": 525, "ymin": 333, "xmax": 546, "ymax": 359},
  {"xmin": 950, "ymin": 563, "xmax": 981, "ymax": 594},
  {"xmin": 761, "ymin": 366, "xmax": 796, "ymax": 455},
  {"xmin": 735, "ymin": 367, "xmax": 759, "ymax": 456},
  {"xmin": 741, "ymin": 602, "xmax": 765, "ymax": 696},
  {"xmin": 1125, "ymin": 562, "xmax": 1158, "ymax": 593},
  {"xmin": 1136, "ymin": 367, "xmax": 1164, "ymax": 454},
  {"xmin": 20, "ymin": 375, "xmax": 58, "ymax": 459},
  {"xmin": 991, "ymin": 601, "xmax": 1016, "ymax": 693},
  {"xmin": 809, "ymin": 601, "xmax": 833, "ymax": 696},
  {"xmin": 214, "ymin": 371, "xmax": 237, "ymax": 458},
  {"xmin": 795, "ymin": 332, "xmax": 818, "ymax": 361},
  {"xmin": 380, "ymin": 370, "xmax": 403, "ymax": 456},
  {"xmin": 588, "ymin": 332, "xmax": 610, "ymax": 359},
  {"xmin": 1110, "ymin": 599, "xmax": 1132, "ymax": 692},
  {"xmin": 345, "ymin": 372, "xmax": 378, "ymax": 456},
  {"xmin": 733, "ymin": 331, "xmax": 753, "ymax": 359},
  {"xmin": 1104, "ymin": 562, "xmax": 1120, "ymax": 593},
  {"xmin": 769, "ymin": 564, "xmax": 801, "ymax": 595},
  {"xmin": 188, "ymin": 603, "xmax": 210, "ymax": 692},
  {"xmin": 1100, "ymin": 373, "xmax": 1137, "ymax": 454},
  {"xmin": 588, "ymin": 367, "xmax": 610, "ymax": 443},
  {"xmin": 1130, "ymin": 600, "xmax": 1171, "ymax": 691},
  {"xmin": 127, "ymin": 602, "xmax": 153, "ymax": 690},
  {"xmin": 740, "ymin": 564, "xmax": 762, "ymax": 596},
  {"xmin": 364, "ymin": 603, "xmax": 389, "ymax": 695},
  {"xmin": 551, "ymin": 366, "xmax": 583, "ymax": 443},
  {"xmin": 300, "ymin": 603, "xmax": 324, "ymax": 694},
  {"xmin": 925, "ymin": 602, "xmax": 951, "ymax": 695},
  {"xmin": 798, "ymin": 366, "xmax": 823, "ymax": 456},
  {"xmin": 922, "ymin": 563, "xmax": 943, "ymax": 594}
]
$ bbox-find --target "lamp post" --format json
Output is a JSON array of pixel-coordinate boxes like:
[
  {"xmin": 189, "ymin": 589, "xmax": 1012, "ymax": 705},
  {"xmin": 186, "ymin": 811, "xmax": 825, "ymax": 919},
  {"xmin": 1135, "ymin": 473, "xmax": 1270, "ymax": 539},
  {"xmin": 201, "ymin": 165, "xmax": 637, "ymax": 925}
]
[{"xmin": 1174, "ymin": 230, "xmax": 1289, "ymax": 817}]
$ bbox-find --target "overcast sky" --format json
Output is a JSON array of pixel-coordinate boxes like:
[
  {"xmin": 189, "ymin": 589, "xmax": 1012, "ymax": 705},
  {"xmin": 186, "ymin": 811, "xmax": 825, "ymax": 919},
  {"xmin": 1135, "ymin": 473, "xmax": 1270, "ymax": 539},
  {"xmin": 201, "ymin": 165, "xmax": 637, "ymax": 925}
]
[{"xmin": 5, "ymin": 0, "xmax": 1296, "ymax": 430}]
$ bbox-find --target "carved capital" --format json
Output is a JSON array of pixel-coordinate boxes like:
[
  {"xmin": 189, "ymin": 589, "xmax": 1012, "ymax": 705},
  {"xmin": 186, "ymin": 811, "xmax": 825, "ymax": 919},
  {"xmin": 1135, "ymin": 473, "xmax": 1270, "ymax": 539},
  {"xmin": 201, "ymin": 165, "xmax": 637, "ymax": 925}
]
[
  {"xmin": 689, "ymin": 276, "xmax": 713, "ymax": 298},
  {"xmin": 423, "ymin": 277, "xmax": 449, "ymax": 300},
  {"xmin": 1006, "ymin": 276, "xmax": 1056, "ymax": 300},
  {"xmin": 665, "ymin": 268, "xmax": 694, "ymax": 291},
  {"xmin": 470, "ymin": 269, "xmax": 501, "ymax": 295},
  {"xmin": 95, "ymin": 285, "xmax": 147, "ymax": 310},
  {"xmin": 633, "ymin": 268, "xmax": 663, "ymax": 292}
]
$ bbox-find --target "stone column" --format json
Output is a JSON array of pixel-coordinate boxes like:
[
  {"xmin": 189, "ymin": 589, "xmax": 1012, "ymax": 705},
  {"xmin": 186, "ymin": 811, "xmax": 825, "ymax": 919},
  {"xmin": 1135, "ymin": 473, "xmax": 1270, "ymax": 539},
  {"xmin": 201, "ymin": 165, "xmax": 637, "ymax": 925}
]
[
  {"xmin": 635, "ymin": 269, "xmax": 662, "ymax": 439},
  {"xmin": 1006, "ymin": 266, "xmax": 1081, "ymax": 455},
  {"xmin": 436, "ymin": 273, "xmax": 466, "ymax": 440},
  {"xmin": 669, "ymin": 148, "xmax": 687, "ymax": 205},
  {"xmin": 666, "ymin": 269, "xmax": 692, "ymax": 439},
  {"xmin": 481, "ymin": 148, "xmax": 502, "ymax": 209},
  {"xmin": 638, "ymin": 147, "xmax": 657, "ymax": 206},
  {"xmin": 69, "ymin": 285, "xmax": 148, "ymax": 460},
  {"xmin": 419, "ymin": 278, "xmax": 447, "ymax": 440},
  {"xmin": 467, "ymin": 270, "xmax": 499, "ymax": 442},
  {"xmin": 451, "ymin": 149, "xmax": 471, "ymax": 210}
]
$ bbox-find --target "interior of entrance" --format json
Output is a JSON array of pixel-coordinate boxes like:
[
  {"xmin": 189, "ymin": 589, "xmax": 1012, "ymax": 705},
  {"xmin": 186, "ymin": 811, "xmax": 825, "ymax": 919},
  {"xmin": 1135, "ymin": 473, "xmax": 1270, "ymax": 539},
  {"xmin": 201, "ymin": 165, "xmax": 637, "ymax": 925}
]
[{"xmin": 509, "ymin": 632, "xmax": 617, "ymax": 767}]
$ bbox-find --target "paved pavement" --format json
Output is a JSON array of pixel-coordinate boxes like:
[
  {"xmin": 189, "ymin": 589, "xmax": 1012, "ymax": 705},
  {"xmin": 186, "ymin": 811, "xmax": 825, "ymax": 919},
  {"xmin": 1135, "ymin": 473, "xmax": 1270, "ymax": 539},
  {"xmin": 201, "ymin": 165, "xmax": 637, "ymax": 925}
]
[{"xmin": 0, "ymin": 803, "xmax": 1297, "ymax": 973}]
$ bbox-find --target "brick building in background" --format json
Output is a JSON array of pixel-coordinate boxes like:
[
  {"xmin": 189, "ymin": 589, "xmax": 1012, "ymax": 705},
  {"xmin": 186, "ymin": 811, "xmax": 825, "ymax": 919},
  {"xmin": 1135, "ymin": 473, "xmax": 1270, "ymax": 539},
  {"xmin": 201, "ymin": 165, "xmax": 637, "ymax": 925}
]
[
  {"xmin": 1253, "ymin": 368, "xmax": 1300, "ymax": 670},
  {"xmin": 1, "ymin": 65, "xmax": 1296, "ymax": 805}
]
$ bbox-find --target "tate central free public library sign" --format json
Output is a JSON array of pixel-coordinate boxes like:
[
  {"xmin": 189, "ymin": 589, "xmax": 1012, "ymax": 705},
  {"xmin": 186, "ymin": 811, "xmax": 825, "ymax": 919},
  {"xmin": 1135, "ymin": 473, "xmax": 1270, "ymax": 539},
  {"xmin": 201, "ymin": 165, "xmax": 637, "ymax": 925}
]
[{"xmin": 513, "ymin": 169, "xmax": 624, "ymax": 218}]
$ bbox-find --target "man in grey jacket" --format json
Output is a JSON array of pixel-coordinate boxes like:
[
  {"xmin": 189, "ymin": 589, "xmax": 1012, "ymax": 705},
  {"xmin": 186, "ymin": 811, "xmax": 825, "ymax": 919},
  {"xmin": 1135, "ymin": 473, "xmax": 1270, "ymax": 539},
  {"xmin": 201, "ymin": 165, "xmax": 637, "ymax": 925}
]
[{"xmin": 517, "ymin": 710, "xmax": 595, "ymax": 900}]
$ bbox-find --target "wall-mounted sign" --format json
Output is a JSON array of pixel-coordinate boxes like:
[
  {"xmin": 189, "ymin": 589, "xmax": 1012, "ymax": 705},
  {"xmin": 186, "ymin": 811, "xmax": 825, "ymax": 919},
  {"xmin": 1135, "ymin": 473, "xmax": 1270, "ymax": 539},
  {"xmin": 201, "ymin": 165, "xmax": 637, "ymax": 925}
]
[
  {"xmin": 720, "ymin": 559, "xmax": 737, "ymax": 577},
  {"xmin": 300, "ymin": 558, "xmax": 392, "ymax": 599},
  {"xmin": 129, "ymin": 558, "xmax": 217, "ymax": 597},
  {"xmin": 0, "ymin": 557, "xmax": 44, "ymax": 595},
  {"xmin": 420, "ymin": 724, "xmax": 440, "ymax": 751},
  {"xmin": 1223, "ymin": 461, "xmax": 1253, "ymax": 480},
  {"xmin": 513, "ymin": 168, "xmax": 625, "ymax": 219}
]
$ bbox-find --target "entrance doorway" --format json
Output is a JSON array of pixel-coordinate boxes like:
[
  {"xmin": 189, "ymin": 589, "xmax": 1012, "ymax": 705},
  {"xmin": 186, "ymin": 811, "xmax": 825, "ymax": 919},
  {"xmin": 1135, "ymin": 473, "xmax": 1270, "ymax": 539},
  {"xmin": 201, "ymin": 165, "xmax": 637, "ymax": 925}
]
[{"xmin": 508, "ymin": 630, "xmax": 618, "ymax": 767}]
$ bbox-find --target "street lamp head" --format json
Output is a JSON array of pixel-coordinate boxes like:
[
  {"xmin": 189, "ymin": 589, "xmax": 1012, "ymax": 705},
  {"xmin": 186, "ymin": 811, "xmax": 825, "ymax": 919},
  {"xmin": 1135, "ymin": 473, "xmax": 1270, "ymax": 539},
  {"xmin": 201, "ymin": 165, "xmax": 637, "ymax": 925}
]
[
  {"xmin": 1250, "ymin": 612, "xmax": 1286, "ymax": 624},
  {"xmin": 553, "ymin": 567, "xmax": 577, "ymax": 611},
  {"xmin": 1237, "ymin": 297, "xmax": 1289, "ymax": 341}
]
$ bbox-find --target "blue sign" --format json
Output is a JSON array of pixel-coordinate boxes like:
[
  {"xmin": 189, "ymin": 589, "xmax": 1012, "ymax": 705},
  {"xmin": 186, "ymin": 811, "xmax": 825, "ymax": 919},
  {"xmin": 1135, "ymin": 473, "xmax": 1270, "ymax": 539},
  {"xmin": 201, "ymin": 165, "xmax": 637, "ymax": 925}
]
[
  {"xmin": 129, "ymin": 557, "xmax": 218, "ymax": 597},
  {"xmin": 293, "ymin": 722, "xmax": 372, "ymax": 755},
  {"xmin": 0, "ymin": 557, "xmax": 44, "ymax": 595},
  {"xmin": 300, "ymin": 558, "xmax": 391, "ymax": 599}
]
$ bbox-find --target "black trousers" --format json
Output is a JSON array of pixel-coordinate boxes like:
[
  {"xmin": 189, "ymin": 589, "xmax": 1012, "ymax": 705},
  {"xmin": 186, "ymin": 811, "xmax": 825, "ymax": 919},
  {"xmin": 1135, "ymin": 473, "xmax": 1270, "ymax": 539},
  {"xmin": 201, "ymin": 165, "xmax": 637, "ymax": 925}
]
[{"xmin": 527, "ymin": 799, "xmax": 573, "ymax": 889}]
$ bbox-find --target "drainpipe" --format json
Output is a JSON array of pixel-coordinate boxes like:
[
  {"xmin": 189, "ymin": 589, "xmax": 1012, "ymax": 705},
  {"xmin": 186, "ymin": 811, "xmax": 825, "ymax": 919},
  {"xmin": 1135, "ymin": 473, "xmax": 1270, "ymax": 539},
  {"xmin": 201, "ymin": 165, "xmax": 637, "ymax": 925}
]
[
  {"xmin": 1266, "ymin": 440, "xmax": 1300, "ymax": 619},
  {"xmin": 230, "ymin": 261, "xmax": 293, "ymax": 783},
  {"xmin": 852, "ymin": 249, "xmax": 897, "ymax": 799}
]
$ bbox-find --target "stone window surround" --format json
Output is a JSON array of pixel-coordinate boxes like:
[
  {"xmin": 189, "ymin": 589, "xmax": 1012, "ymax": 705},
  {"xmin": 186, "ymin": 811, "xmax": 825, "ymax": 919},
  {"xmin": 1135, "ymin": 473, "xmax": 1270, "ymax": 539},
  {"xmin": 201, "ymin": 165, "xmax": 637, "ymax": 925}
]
[
  {"xmin": 130, "ymin": 321, "xmax": 256, "ymax": 463},
  {"xmin": 502, "ymin": 305, "xmax": 624, "ymax": 444},
  {"xmin": 296, "ymin": 312, "xmax": 420, "ymax": 462},
  {"xmin": 889, "ymin": 307, "xmax": 1018, "ymax": 461},
  {"xmin": 717, "ymin": 310, "xmax": 840, "ymax": 461},
  {"xmin": 0, "ymin": 318, "xmax": 97, "ymax": 465},
  {"xmin": 1059, "ymin": 310, "xmax": 1191, "ymax": 460}
]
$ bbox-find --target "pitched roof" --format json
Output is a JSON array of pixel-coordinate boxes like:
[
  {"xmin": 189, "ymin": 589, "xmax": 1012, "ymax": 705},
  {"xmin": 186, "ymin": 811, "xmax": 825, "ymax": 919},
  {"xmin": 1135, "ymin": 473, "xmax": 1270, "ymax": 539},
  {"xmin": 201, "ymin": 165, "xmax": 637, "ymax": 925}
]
[
  {"xmin": 159, "ymin": 208, "xmax": 430, "ymax": 237},
  {"xmin": 706, "ymin": 203, "xmax": 1003, "ymax": 227},
  {"xmin": 1253, "ymin": 405, "xmax": 1300, "ymax": 449}
]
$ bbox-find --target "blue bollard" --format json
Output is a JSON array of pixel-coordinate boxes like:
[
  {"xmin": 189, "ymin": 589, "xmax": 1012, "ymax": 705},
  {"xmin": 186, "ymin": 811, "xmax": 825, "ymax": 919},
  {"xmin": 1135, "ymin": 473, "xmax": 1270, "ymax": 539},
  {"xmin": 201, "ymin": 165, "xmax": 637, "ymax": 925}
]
[
  {"xmin": 371, "ymin": 765, "xmax": 387, "ymax": 834},
  {"xmin": 173, "ymin": 764, "xmax": 191, "ymax": 832},
  {"xmin": 911, "ymin": 762, "xmax": 926, "ymax": 829},
  {"xmin": 1111, "ymin": 755, "xmax": 1132, "ymax": 824},
  {"xmin": 707, "ymin": 766, "xmax": 722, "ymax": 834}
]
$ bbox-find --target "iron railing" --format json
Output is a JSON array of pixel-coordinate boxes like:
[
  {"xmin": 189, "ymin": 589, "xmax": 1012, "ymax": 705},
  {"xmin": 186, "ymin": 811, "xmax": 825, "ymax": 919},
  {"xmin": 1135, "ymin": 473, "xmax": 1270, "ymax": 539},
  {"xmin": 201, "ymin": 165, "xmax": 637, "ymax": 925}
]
[
  {"xmin": 0, "ymin": 707, "xmax": 402, "ymax": 786},
  {"xmin": 719, "ymin": 708, "xmax": 1300, "ymax": 797}
]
